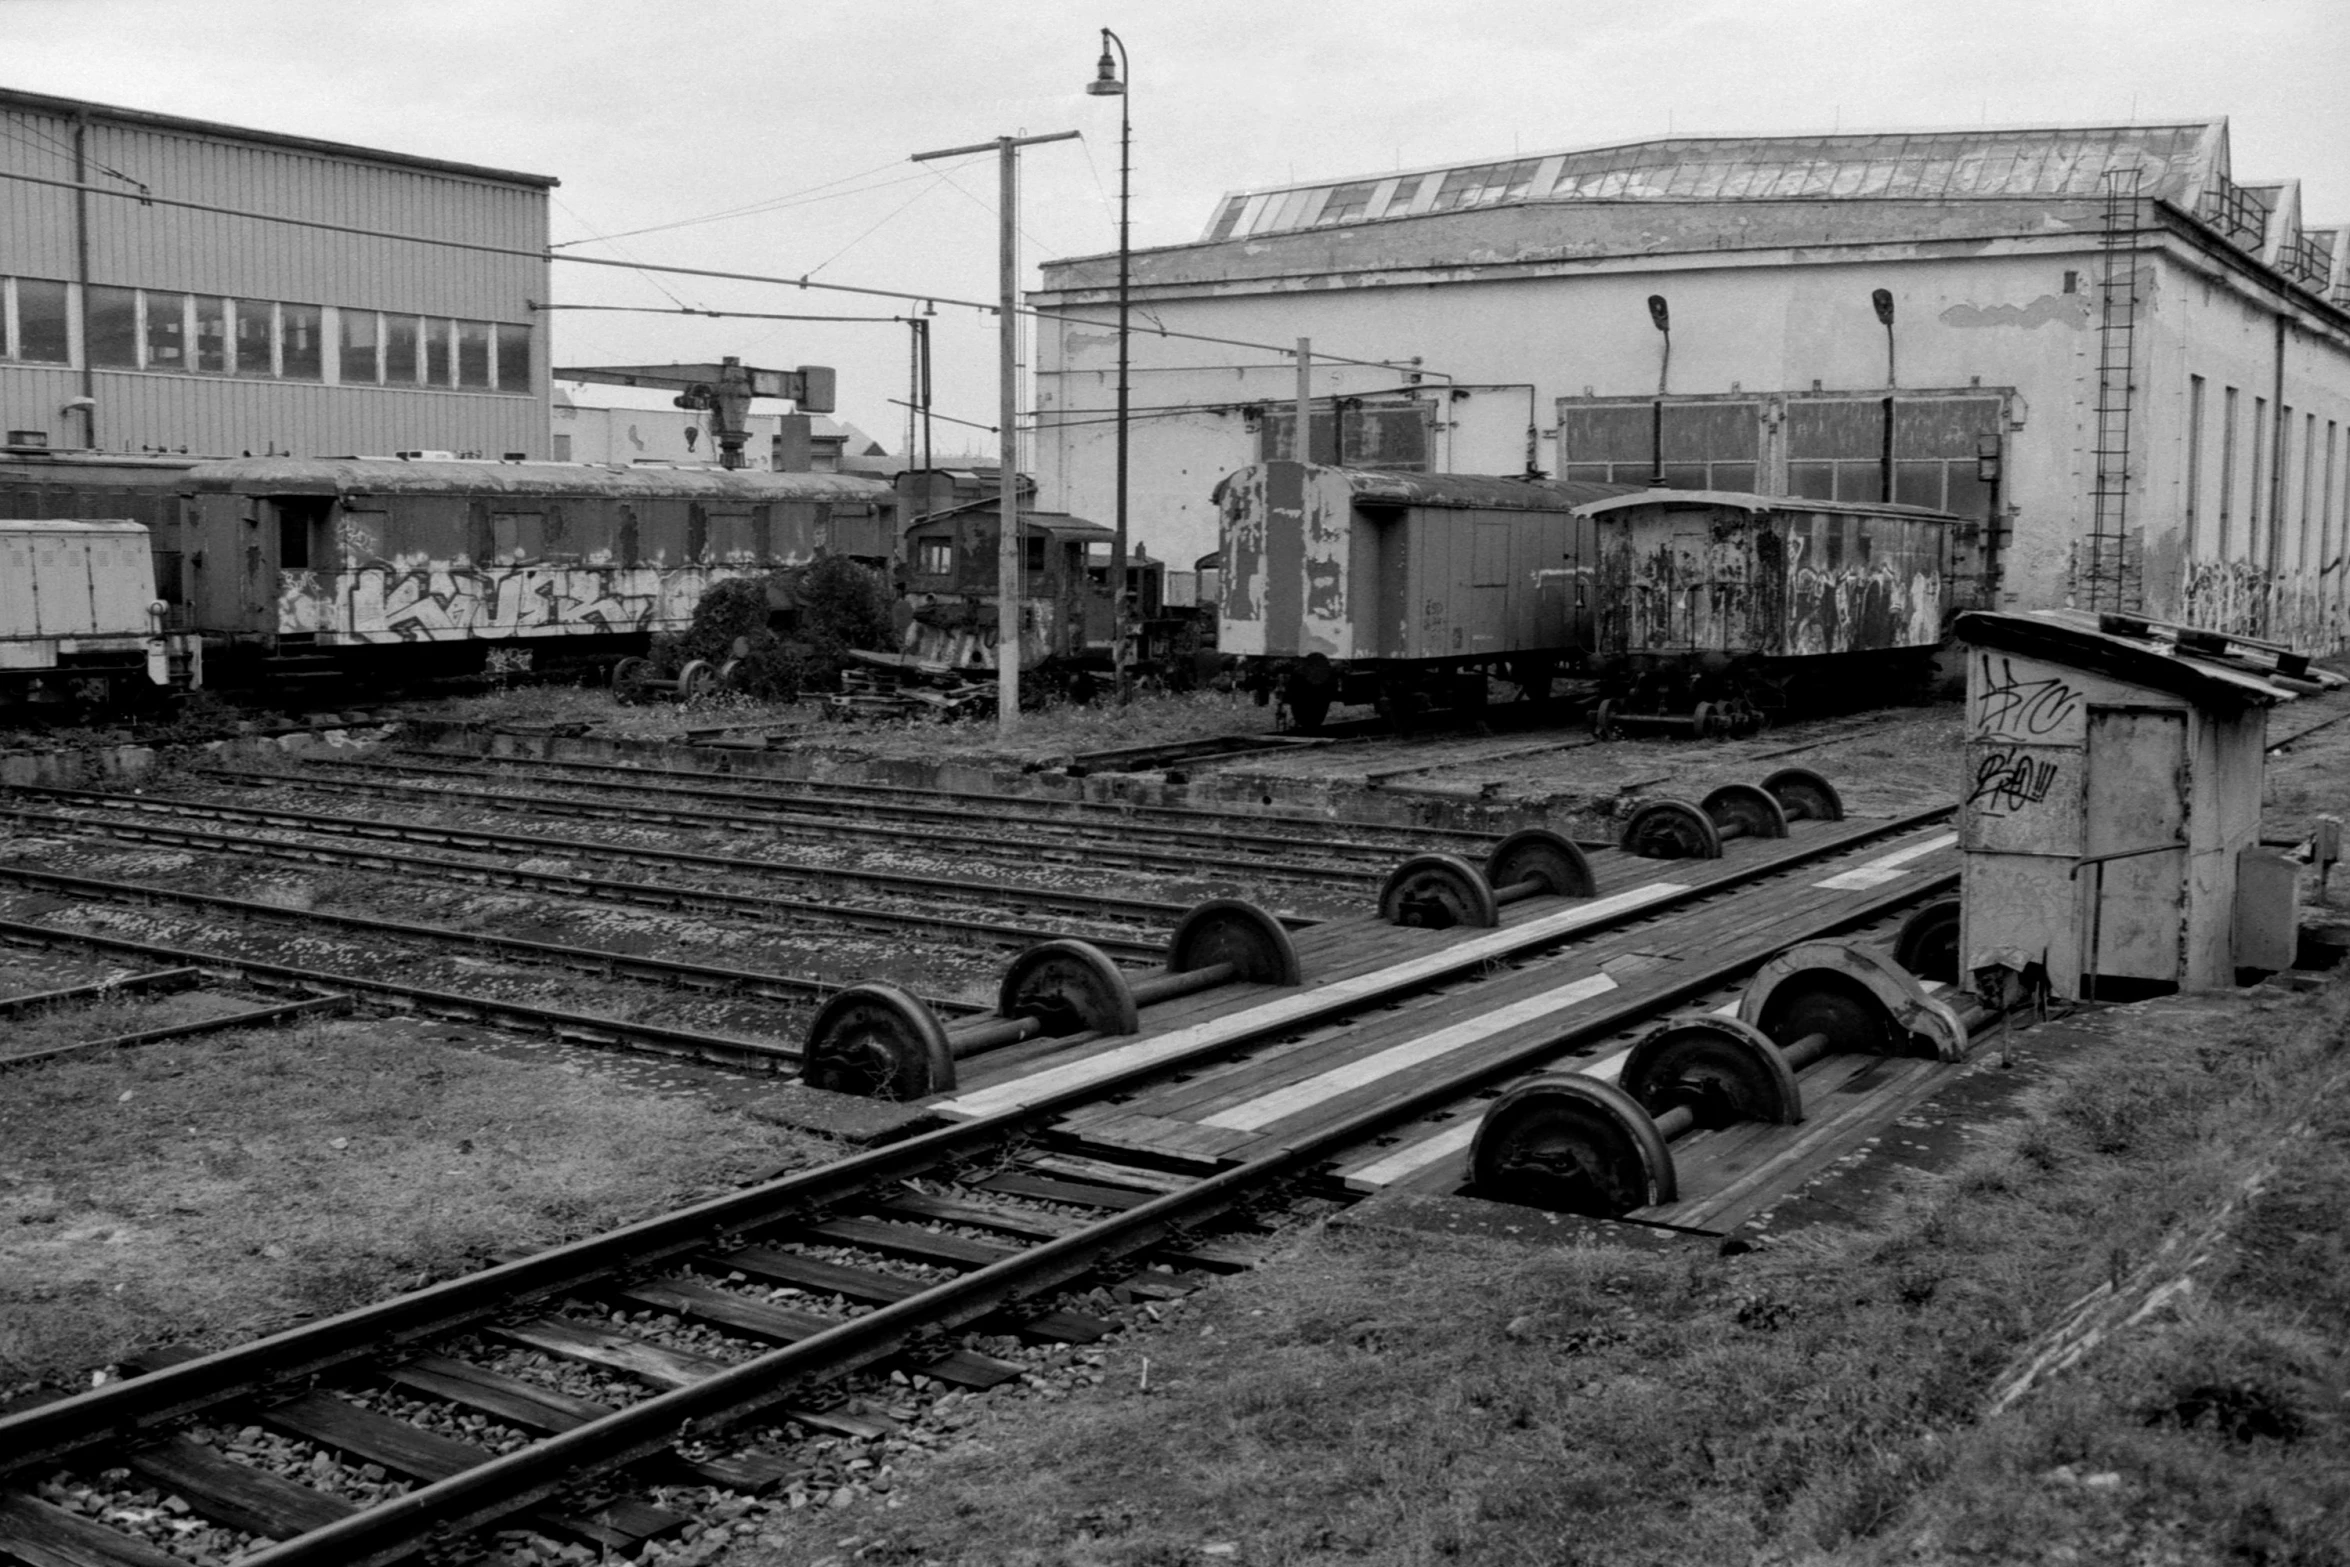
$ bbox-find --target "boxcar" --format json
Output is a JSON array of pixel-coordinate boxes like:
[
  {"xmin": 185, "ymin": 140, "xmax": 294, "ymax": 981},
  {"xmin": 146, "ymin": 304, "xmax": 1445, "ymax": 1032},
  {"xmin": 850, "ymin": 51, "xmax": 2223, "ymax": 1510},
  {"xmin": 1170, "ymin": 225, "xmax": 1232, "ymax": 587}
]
[
  {"xmin": 178, "ymin": 458, "xmax": 895, "ymax": 671},
  {"xmin": 1215, "ymin": 461, "xmax": 1629, "ymax": 728},
  {"xmin": 1580, "ymin": 490, "xmax": 1954, "ymax": 733}
]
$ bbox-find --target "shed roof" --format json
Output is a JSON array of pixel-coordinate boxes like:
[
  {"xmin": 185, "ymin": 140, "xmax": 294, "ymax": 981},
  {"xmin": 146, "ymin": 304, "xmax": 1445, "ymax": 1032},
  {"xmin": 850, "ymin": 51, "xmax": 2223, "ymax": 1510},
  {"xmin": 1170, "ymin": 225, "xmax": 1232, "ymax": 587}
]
[
  {"xmin": 1213, "ymin": 463, "xmax": 1634, "ymax": 513},
  {"xmin": 1576, "ymin": 490, "xmax": 1963, "ymax": 523},
  {"xmin": 183, "ymin": 457, "xmax": 890, "ymax": 502},
  {"xmin": 0, "ymin": 86, "xmax": 558, "ymax": 189},
  {"xmin": 1197, "ymin": 122, "xmax": 2223, "ymax": 242},
  {"xmin": 1953, "ymin": 610, "xmax": 2298, "ymax": 708}
]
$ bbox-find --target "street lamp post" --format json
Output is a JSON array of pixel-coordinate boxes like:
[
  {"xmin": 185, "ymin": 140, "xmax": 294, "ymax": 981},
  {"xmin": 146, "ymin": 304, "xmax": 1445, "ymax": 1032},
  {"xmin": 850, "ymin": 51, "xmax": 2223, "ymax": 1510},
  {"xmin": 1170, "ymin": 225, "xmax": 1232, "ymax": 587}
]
[{"xmin": 1086, "ymin": 28, "xmax": 1131, "ymax": 702}]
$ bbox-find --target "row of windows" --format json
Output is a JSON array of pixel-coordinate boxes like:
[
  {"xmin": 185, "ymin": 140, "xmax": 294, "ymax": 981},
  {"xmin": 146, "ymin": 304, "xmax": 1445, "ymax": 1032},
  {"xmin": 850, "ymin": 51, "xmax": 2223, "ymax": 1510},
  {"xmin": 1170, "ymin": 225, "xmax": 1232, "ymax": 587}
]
[
  {"xmin": 2183, "ymin": 375, "xmax": 2341, "ymax": 573},
  {"xmin": 1557, "ymin": 394, "xmax": 2001, "ymax": 518},
  {"xmin": 0, "ymin": 276, "xmax": 530, "ymax": 394}
]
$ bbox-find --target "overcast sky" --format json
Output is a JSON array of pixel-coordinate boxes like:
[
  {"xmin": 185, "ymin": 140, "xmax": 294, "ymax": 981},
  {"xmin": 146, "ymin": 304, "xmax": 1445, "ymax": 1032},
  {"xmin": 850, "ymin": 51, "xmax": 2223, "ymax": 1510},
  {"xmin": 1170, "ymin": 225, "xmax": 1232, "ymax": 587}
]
[{"xmin": 5, "ymin": 0, "xmax": 2344, "ymax": 456}]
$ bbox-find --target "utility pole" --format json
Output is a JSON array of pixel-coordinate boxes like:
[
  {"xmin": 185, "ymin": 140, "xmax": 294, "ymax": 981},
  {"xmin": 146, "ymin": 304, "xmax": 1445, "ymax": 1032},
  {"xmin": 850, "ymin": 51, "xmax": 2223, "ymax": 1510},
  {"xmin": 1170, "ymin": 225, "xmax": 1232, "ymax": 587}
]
[
  {"xmin": 1086, "ymin": 29, "xmax": 1132, "ymax": 700},
  {"xmin": 913, "ymin": 129, "xmax": 1079, "ymax": 738}
]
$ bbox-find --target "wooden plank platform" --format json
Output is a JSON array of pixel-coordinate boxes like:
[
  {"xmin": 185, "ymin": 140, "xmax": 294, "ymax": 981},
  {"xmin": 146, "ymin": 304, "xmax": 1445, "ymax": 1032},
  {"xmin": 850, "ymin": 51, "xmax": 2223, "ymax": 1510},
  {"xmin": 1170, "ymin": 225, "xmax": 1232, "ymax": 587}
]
[
  {"xmin": 934, "ymin": 817, "xmax": 1952, "ymax": 1119},
  {"xmin": 1031, "ymin": 827, "xmax": 1960, "ymax": 1172}
]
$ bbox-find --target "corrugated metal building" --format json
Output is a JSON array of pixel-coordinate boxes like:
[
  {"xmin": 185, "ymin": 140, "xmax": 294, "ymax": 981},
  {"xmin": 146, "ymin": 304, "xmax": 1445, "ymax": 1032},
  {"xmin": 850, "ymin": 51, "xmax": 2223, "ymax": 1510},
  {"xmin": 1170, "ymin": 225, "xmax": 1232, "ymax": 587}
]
[
  {"xmin": 0, "ymin": 86, "xmax": 554, "ymax": 460},
  {"xmin": 1033, "ymin": 120, "xmax": 2350, "ymax": 653}
]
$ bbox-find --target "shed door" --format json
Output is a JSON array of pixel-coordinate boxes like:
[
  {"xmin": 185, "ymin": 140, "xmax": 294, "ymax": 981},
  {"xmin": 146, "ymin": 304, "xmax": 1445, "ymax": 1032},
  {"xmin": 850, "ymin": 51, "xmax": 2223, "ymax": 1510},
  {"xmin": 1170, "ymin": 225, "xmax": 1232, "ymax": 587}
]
[{"xmin": 2080, "ymin": 706, "xmax": 2188, "ymax": 985}]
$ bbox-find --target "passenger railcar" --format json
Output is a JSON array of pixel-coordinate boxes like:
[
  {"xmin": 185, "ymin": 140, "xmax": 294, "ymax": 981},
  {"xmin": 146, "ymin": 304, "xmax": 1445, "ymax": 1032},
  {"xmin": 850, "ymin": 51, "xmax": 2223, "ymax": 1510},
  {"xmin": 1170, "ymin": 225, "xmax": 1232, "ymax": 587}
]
[
  {"xmin": 175, "ymin": 458, "xmax": 895, "ymax": 674},
  {"xmin": 1214, "ymin": 461, "xmax": 1958, "ymax": 731}
]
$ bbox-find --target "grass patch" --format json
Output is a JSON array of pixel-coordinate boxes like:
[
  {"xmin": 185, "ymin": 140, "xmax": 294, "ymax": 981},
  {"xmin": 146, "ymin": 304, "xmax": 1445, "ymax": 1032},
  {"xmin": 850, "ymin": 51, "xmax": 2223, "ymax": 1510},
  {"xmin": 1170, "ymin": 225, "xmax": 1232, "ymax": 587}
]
[
  {"xmin": 737, "ymin": 983, "xmax": 2350, "ymax": 1566},
  {"xmin": 0, "ymin": 1018, "xmax": 837, "ymax": 1401}
]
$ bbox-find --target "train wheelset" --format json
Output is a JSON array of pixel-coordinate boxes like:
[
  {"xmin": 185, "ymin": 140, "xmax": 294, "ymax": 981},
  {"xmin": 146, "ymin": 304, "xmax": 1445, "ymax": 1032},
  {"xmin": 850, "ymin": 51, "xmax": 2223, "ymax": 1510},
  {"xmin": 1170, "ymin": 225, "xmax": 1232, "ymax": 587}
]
[
  {"xmin": 1617, "ymin": 767, "xmax": 1842, "ymax": 860},
  {"xmin": 1465, "ymin": 895, "xmax": 1980, "ymax": 1218},
  {"xmin": 802, "ymin": 898, "xmax": 1303, "ymax": 1099}
]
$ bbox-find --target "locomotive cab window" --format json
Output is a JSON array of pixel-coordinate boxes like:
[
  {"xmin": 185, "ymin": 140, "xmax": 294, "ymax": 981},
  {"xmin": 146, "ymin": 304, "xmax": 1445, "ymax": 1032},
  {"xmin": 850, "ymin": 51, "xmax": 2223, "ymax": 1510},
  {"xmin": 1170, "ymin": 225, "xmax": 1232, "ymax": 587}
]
[
  {"xmin": 1025, "ymin": 534, "xmax": 1046, "ymax": 574},
  {"xmin": 914, "ymin": 538, "xmax": 953, "ymax": 579}
]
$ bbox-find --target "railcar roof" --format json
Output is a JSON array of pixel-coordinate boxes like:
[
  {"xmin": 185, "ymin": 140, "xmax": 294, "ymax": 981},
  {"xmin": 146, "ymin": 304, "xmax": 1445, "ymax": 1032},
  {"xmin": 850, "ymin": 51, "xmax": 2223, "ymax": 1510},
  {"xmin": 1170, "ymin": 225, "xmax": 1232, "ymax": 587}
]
[
  {"xmin": 1217, "ymin": 463, "xmax": 1637, "ymax": 512},
  {"xmin": 183, "ymin": 458, "xmax": 894, "ymax": 502},
  {"xmin": 1574, "ymin": 489, "xmax": 1964, "ymax": 522},
  {"xmin": 0, "ymin": 517, "xmax": 150, "ymax": 536},
  {"xmin": 905, "ymin": 507, "xmax": 1113, "ymax": 541}
]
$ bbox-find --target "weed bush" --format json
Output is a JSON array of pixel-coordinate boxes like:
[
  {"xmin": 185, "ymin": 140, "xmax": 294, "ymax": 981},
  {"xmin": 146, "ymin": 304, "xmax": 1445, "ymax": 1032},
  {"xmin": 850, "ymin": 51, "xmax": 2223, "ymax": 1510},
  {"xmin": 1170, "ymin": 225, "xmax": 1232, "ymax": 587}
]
[{"xmin": 648, "ymin": 559, "xmax": 897, "ymax": 701}]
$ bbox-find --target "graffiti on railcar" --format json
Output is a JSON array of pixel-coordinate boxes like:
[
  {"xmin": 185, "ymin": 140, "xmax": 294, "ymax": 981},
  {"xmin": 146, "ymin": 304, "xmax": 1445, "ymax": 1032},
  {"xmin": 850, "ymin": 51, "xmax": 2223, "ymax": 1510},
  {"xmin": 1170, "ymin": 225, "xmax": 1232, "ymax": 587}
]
[
  {"xmin": 278, "ymin": 559, "xmax": 773, "ymax": 643},
  {"xmin": 1597, "ymin": 504, "xmax": 1942, "ymax": 658}
]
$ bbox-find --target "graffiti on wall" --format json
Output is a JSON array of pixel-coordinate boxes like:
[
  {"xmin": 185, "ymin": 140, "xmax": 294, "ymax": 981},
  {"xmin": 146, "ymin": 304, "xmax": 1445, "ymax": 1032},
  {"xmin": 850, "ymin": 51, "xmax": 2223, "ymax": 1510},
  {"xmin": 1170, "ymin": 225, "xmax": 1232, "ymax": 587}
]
[
  {"xmin": 1966, "ymin": 747, "xmax": 2063, "ymax": 815},
  {"xmin": 1974, "ymin": 654, "xmax": 2081, "ymax": 738},
  {"xmin": 2176, "ymin": 557, "xmax": 2348, "ymax": 653}
]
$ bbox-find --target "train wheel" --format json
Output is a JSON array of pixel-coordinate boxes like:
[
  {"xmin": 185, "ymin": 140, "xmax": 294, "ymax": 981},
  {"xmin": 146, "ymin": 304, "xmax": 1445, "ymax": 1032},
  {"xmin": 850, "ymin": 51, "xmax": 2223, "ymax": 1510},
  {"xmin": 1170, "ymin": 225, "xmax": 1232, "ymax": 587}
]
[
  {"xmin": 1288, "ymin": 690, "xmax": 1331, "ymax": 733},
  {"xmin": 1168, "ymin": 899, "xmax": 1304, "ymax": 985},
  {"xmin": 1470, "ymin": 1075, "xmax": 1676, "ymax": 1217},
  {"xmin": 1700, "ymin": 782, "xmax": 1789, "ymax": 840},
  {"xmin": 1691, "ymin": 701, "xmax": 1717, "ymax": 739},
  {"xmin": 998, "ymin": 939, "xmax": 1142, "ymax": 1037},
  {"xmin": 1378, "ymin": 853, "xmax": 1501, "ymax": 929},
  {"xmin": 611, "ymin": 656, "xmax": 652, "ymax": 702},
  {"xmin": 1892, "ymin": 897, "xmax": 1962, "ymax": 984},
  {"xmin": 1621, "ymin": 1017, "xmax": 1804, "ymax": 1129},
  {"xmin": 1485, "ymin": 828, "xmax": 1595, "ymax": 900},
  {"xmin": 801, "ymin": 983, "xmax": 956, "ymax": 1099},
  {"xmin": 676, "ymin": 659, "xmax": 716, "ymax": 700},
  {"xmin": 1620, "ymin": 799, "xmax": 1723, "ymax": 859},
  {"xmin": 1760, "ymin": 766, "xmax": 1845, "ymax": 822},
  {"xmin": 1590, "ymin": 699, "xmax": 1620, "ymax": 740}
]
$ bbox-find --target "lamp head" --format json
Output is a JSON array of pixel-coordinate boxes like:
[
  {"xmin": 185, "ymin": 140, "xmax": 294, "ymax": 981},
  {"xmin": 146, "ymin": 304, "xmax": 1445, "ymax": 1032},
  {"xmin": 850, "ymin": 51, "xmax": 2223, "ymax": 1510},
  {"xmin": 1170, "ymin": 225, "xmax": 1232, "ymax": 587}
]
[
  {"xmin": 1872, "ymin": 288, "xmax": 1895, "ymax": 325},
  {"xmin": 1646, "ymin": 295, "xmax": 1670, "ymax": 333},
  {"xmin": 1086, "ymin": 32, "xmax": 1124, "ymax": 95}
]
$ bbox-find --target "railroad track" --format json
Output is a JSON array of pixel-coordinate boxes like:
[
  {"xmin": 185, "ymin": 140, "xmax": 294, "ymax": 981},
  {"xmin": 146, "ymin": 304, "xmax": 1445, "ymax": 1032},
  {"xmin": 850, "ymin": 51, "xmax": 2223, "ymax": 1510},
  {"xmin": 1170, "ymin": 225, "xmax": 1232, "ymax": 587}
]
[
  {"xmin": 0, "ymin": 963, "xmax": 349, "ymax": 1070},
  {"xmin": 3, "ymin": 782, "xmax": 1241, "ymax": 933},
  {"xmin": 400, "ymin": 739, "xmax": 1521, "ymax": 856},
  {"xmin": 0, "ymin": 794, "xmax": 1178, "ymax": 963},
  {"xmin": 244, "ymin": 753, "xmax": 1480, "ymax": 886},
  {"xmin": 0, "ymin": 806, "xmax": 1966, "ymax": 1567}
]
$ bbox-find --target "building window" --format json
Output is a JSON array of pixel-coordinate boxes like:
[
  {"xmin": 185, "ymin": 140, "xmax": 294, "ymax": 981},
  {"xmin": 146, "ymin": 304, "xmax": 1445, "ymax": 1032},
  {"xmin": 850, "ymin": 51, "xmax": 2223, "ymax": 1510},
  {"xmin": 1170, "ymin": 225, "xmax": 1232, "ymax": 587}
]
[
  {"xmin": 235, "ymin": 299, "xmax": 277, "ymax": 377},
  {"xmin": 195, "ymin": 296, "xmax": 230, "ymax": 374},
  {"xmin": 455, "ymin": 319, "xmax": 492, "ymax": 389},
  {"xmin": 1206, "ymin": 197, "xmax": 1246, "ymax": 242},
  {"xmin": 143, "ymin": 290, "xmax": 189, "ymax": 372},
  {"xmin": 1561, "ymin": 400, "xmax": 1761, "ymax": 490},
  {"xmin": 1315, "ymin": 182, "xmax": 1379, "ymax": 226},
  {"xmin": 87, "ymin": 285, "xmax": 139, "ymax": 368},
  {"xmin": 2218, "ymin": 388, "xmax": 2239, "ymax": 557},
  {"xmin": 495, "ymin": 323, "xmax": 531, "ymax": 392},
  {"xmin": 2301, "ymin": 412, "xmax": 2317, "ymax": 569},
  {"xmin": 5, "ymin": 277, "xmax": 72, "ymax": 363},
  {"xmin": 2184, "ymin": 376, "xmax": 2206, "ymax": 555},
  {"xmin": 281, "ymin": 303, "xmax": 322, "ymax": 381},
  {"xmin": 340, "ymin": 309, "xmax": 380, "ymax": 384},
  {"xmin": 1428, "ymin": 159, "xmax": 1542, "ymax": 212},
  {"xmin": 422, "ymin": 319, "xmax": 447, "ymax": 386},
  {"xmin": 2249, "ymin": 397, "xmax": 2268, "ymax": 564},
  {"xmin": 916, "ymin": 539, "xmax": 953, "ymax": 577},
  {"xmin": 384, "ymin": 315, "xmax": 420, "ymax": 384},
  {"xmin": 2312, "ymin": 415, "xmax": 2331, "ymax": 582},
  {"xmin": 1260, "ymin": 398, "xmax": 1433, "ymax": 470}
]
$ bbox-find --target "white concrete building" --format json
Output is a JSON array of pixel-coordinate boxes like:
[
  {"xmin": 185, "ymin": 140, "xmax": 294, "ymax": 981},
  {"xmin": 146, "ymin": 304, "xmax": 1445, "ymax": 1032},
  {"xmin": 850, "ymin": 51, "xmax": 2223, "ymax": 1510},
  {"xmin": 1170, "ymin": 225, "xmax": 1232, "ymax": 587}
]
[
  {"xmin": 551, "ymin": 379, "xmax": 889, "ymax": 473},
  {"xmin": 1032, "ymin": 121, "xmax": 2350, "ymax": 651}
]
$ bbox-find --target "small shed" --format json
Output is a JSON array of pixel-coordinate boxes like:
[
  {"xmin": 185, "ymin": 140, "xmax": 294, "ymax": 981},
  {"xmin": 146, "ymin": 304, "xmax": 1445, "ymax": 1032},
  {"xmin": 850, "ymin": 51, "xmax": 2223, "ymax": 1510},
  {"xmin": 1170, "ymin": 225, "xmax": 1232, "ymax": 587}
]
[{"xmin": 1952, "ymin": 610, "xmax": 2303, "ymax": 1000}]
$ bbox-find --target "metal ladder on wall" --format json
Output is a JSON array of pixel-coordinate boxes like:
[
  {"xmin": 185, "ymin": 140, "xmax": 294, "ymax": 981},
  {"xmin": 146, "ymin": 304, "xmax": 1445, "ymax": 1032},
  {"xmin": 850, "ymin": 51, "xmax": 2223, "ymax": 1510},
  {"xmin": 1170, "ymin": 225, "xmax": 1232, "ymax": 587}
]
[{"xmin": 2084, "ymin": 166, "xmax": 2144, "ymax": 614}]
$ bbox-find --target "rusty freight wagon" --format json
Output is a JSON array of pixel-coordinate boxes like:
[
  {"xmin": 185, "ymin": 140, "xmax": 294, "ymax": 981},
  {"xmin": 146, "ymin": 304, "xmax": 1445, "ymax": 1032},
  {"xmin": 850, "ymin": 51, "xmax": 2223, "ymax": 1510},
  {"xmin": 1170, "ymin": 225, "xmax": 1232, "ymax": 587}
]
[
  {"xmin": 1579, "ymin": 491, "xmax": 1956, "ymax": 737},
  {"xmin": 176, "ymin": 457, "xmax": 895, "ymax": 675},
  {"xmin": 1215, "ymin": 461, "xmax": 1630, "ymax": 729}
]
